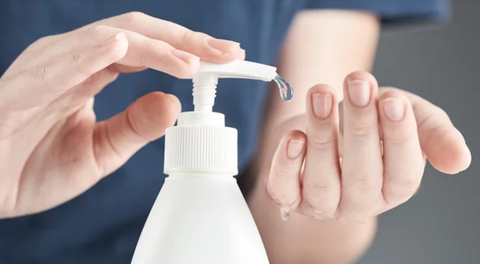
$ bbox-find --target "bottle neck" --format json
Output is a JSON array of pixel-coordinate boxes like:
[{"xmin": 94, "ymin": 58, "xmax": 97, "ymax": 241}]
[{"xmin": 192, "ymin": 73, "xmax": 218, "ymax": 112}]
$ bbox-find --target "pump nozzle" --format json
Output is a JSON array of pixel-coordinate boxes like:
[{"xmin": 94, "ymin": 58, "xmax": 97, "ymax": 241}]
[
  {"xmin": 191, "ymin": 60, "xmax": 294, "ymax": 112},
  {"xmin": 164, "ymin": 60, "xmax": 294, "ymax": 175},
  {"xmin": 195, "ymin": 60, "xmax": 278, "ymax": 81}
]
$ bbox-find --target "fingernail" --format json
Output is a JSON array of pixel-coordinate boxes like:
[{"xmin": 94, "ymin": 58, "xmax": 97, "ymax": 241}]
[
  {"xmin": 207, "ymin": 38, "xmax": 241, "ymax": 55},
  {"xmin": 237, "ymin": 48, "xmax": 246, "ymax": 59},
  {"xmin": 286, "ymin": 139, "xmax": 305, "ymax": 159},
  {"xmin": 102, "ymin": 32, "xmax": 125, "ymax": 46},
  {"xmin": 382, "ymin": 98, "xmax": 405, "ymax": 121},
  {"xmin": 171, "ymin": 49, "xmax": 200, "ymax": 65},
  {"xmin": 347, "ymin": 80, "xmax": 371, "ymax": 107},
  {"xmin": 312, "ymin": 93, "xmax": 333, "ymax": 119}
]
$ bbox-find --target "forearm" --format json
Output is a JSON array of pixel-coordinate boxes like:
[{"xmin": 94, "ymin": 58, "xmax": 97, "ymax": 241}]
[
  {"xmin": 249, "ymin": 10, "xmax": 380, "ymax": 264},
  {"xmin": 266, "ymin": 10, "xmax": 379, "ymax": 130}
]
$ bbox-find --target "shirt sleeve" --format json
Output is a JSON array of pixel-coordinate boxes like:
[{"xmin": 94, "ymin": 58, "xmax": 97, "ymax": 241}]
[{"xmin": 304, "ymin": 0, "xmax": 450, "ymax": 24}]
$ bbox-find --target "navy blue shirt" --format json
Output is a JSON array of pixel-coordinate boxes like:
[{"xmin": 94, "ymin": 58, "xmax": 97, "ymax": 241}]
[{"xmin": 0, "ymin": 1, "xmax": 447, "ymax": 263}]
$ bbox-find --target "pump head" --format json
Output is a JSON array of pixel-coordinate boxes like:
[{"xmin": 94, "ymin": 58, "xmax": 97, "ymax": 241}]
[
  {"xmin": 164, "ymin": 60, "xmax": 294, "ymax": 176},
  {"xmin": 191, "ymin": 60, "xmax": 293, "ymax": 112}
]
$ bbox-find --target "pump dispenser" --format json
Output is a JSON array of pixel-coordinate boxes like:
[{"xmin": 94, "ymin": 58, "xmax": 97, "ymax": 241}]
[{"xmin": 131, "ymin": 60, "xmax": 293, "ymax": 264}]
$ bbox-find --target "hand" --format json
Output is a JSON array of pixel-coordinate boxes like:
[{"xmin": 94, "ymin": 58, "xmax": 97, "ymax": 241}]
[
  {"xmin": 265, "ymin": 71, "xmax": 471, "ymax": 222},
  {"xmin": 0, "ymin": 12, "xmax": 245, "ymax": 218}
]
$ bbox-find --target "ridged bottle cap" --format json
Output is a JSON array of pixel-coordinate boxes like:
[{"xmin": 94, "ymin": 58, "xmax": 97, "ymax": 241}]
[{"xmin": 164, "ymin": 112, "xmax": 238, "ymax": 175}]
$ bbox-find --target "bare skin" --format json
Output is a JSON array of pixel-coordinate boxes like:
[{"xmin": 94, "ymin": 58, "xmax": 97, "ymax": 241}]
[
  {"xmin": 0, "ymin": 11, "xmax": 472, "ymax": 264},
  {"xmin": 0, "ymin": 12, "xmax": 245, "ymax": 218},
  {"xmin": 249, "ymin": 10, "xmax": 471, "ymax": 264}
]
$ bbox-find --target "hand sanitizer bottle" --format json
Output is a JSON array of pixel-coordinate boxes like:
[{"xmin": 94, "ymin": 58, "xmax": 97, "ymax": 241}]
[{"xmin": 131, "ymin": 60, "xmax": 294, "ymax": 264}]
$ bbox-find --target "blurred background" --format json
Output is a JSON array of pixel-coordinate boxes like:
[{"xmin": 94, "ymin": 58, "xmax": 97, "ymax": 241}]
[{"xmin": 359, "ymin": 1, "xmax": 479, "ymax": 264}]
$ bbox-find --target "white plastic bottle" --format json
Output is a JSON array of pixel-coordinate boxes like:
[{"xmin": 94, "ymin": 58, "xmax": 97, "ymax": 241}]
[{"xmin": 131, "ymin": 61, "xmax": 293, "ymax": 264}]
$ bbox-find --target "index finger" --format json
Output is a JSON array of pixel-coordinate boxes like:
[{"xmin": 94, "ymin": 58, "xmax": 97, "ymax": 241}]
[
  {"xmin": 0, "ymin": 32, "xmax": 128, "ymax": 111},
  {"xmin": 96, "ymin": 12, "xmax": 246, "ymax": 63}
]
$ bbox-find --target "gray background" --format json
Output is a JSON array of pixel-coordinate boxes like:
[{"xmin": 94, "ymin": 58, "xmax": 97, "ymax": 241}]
[{"xmin": 359, "ymin": 1, "xmax": 480, "ymax": 264}]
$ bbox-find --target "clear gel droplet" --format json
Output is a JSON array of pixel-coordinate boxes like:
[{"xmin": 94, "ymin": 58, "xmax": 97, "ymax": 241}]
[
  {"xmin": 280, "ymin": 207, "xmax": 290, "ymax": 221},
  {"xmin": 273, "ymin": 74, "xmax": 294, "ymax": 102}
]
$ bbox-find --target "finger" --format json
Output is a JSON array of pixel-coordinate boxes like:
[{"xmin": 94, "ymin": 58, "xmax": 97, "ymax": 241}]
[
  {"xmin": 378, "ymin": 90, "xmax": 424, "ymax": 209},
  {"xmin": 338, "ymin": 71, "xmax": 383, "ymax": 222},
  {"xmin": 18, "ymin": 25, "xmax": 201, "ymax": 78},
  {"xmin": 107, "ymin": 64, "xmax": 146, "ymax": 74},
  {"xmin": 0, "ymin": 32, "xmax": 128, "ymax": 111},
  {"xmin": 114, "ymin": 31, "xmax": 200, "ymax": 78},
  {"xmin": 47, "ymin": 68, "xmax": 120, "ymax": 117},
  {"xmin": 266, "ymin": 130, "xmax": 306, "ymax": 220},
  {"xmin": 338, "ymin": 101, "xmax": 345, "ymax": 158},
  {"xmin": 76, "ymin": 25, "xmax": 201, "ymax": 78},
  {"xmin": 93, "ymin": 92, "xmax": 181, "ymax": 176},
  {"xmin": 98, "ymin": 12, "xmax": 245, "ymax": 63},
  {"xmin": 381, "ymin": 88, "xmax": 471, "ymax": 174},
  {"xmin": 301, "ymin": 84, "xmax": 341, "ymax": 219}
]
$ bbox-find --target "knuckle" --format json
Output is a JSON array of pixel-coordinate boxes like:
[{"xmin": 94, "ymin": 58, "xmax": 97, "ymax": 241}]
[
  {"xmin": 336, "ymin": 213, "xmax": 356, "ymax": 223},
  {"xmin": 121, "ymin": 11, "xmax": 146, "ymax": 25},
  {"xmin": 31, "ymin": 64, "xmax": 56, "ymax": 92},
  {"xmin": 125, "ymin": 110, "xmax": 146, "ymax": 142},
  {"xmin": 383, "ymin": 134, "xmax": 411, "ymax": 147},
  {"xmin": 270, "ymin": 194, "xmax": 292, "ymax": 207},
  {"xmin": 266, "ymin": 184, "xmax": 296, "ymax": 206},
  {"xmin": 384, "ymin": 172, "xmax": 422, "ymax": 200},
  {"xmin": 383, "ymin": 188, "xmax": 414, "ymax": 206},
  {"xmin": 180, "ymin": 30, "xmax": 194, "ymax": 43},
  {"xmin": 345, "ymin": 171, "xmax": 378, "ymax": 191},
  {"xmin": 81, "ymin": 25, "xmax": 109, "ymax": 44},
  {"xmin": 33, "ymin": 36, "xmax": 51, "ymax": 46},
  {"xmin": 82, "ymin": 70, "xmax": 104, "ymax": 86},
  {"xmin": 89, "ymin": 24, "xmax": 108, "ymax": 34},
  {"xmin": 337, "ymin": 204, "xmax": 377, "ymax": 223},
  {"xmin": 303, "ymin": 182, "xmax": 332, "ymax": 200},
  {"xmin": 382, "ymin": 129, "xmax": 417, "ymax": 146},
  {"xmin": 72, "ymin": 52, "xmax": 82, "ymax": 65},
  {"xmin": 181, "ymin": 30, "xmax": 206, "ymax": 44},
  {"xmin": 303, "ymin": 183, "xmax": 339, "ymax": 214},
  {"xmin": 138, "ymin": 49, "xmax": 152, "ymax": 67},
  {"xmin": 271, "ymin": 166, "xmax": 295, "ymax": 181},
  {"xmin": 175, "ymin": 71, "xmax": 194, "ymax": 79},
  {"xmin": 430, "ymin": 105, "xmax": 450, "ymax": 121},
  {"xmin": 25, "ymin": 36, "xmax": 53, "ymax": 52},
  {"xmin": 346, "ymin": 117, "xmax": 377, "ymax": 138},
  {"xmin": 104, "ymin": 38, "xmax": 128, "ymax": 60},
  {"xmin": 35, "ymin": 65, "xmax": 49, "ymax": 82},
  {"xmin": 139, "ymin": 39, "xmax": 172, "ymax": 66},
  {"xmin": 349, "ymin": 124, "xmax": 376, "ymax": 138},
  {"xmin": 309, "ymin": 134, "xmax": 335, "ymax": 151},
  {"xmin": 70, "ymin": 53, "xmax": 90, "ymax": 78},
  {"xmin": 140, "ymin": 37, "xmax": 153, "ymax": 50}
]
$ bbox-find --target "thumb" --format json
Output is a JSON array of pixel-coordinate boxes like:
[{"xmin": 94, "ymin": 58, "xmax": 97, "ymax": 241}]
[{"xmin": 94, "ymin": 92, "xmax": 181, "ymax": 176}]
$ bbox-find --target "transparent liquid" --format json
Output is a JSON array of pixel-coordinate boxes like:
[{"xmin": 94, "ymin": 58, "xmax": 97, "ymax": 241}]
[
  {"xmin": 273, "ymin": 75, "xmax": 294, "ymax": 102},
  {"xmin": 280, "ymin": 207, "xmax": 290, "ymax": 221}
]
